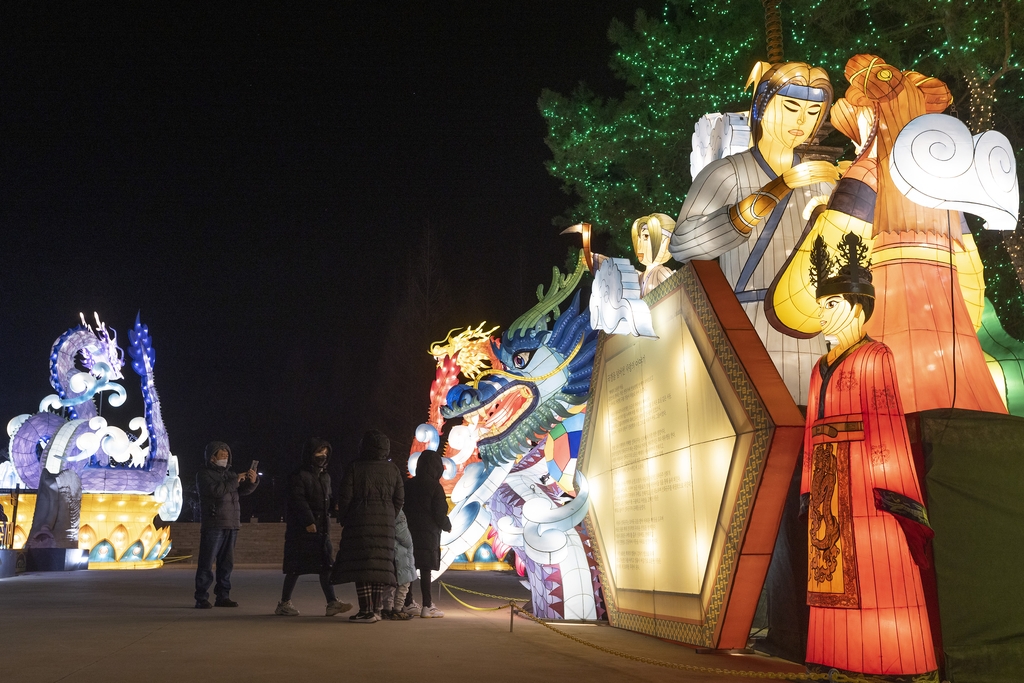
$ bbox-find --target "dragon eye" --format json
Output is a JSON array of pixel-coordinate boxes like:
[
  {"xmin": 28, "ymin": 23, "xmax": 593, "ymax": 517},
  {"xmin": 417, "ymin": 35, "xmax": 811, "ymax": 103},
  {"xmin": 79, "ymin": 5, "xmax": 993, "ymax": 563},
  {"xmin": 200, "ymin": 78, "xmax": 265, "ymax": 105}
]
[{"xmin": 512, "ymin": 349, "xmax": 535, "ymax": 370}]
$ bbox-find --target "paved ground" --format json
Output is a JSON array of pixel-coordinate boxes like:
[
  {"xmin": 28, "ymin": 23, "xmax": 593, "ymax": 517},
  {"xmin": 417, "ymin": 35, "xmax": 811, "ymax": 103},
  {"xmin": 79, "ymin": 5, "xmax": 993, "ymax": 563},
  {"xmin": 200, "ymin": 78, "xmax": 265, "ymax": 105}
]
[{"xmin": 1, "ymin": 566, "xmax": 807, "ymax": 682}]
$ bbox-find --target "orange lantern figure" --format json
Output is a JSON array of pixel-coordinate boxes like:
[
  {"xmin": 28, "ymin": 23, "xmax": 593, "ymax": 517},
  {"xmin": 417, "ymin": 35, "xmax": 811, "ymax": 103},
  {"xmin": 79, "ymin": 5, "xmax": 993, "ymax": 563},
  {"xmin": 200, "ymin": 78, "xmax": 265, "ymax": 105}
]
[
  {"xmin": 802, "ymin": 232, "xmax": 937, "ymax": 681},
  {"xmin": 769, "ymin": 55, "xmax": 1007, "ymax": 415}
]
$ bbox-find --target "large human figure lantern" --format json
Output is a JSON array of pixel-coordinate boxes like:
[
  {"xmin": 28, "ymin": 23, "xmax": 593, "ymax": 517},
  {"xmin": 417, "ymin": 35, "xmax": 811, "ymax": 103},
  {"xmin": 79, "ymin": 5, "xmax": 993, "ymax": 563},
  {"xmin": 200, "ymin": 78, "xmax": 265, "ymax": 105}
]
[
  {"xmin": 768, "ymin": 55, "xmax": 1012, "ymax": 414},
  {"xmin": 803, "ymin": 232, "xmax": 937, "ymax": 680},
  {"xmin": 669, "ymin": 61, "xmax": 839, "ymax": 403}
]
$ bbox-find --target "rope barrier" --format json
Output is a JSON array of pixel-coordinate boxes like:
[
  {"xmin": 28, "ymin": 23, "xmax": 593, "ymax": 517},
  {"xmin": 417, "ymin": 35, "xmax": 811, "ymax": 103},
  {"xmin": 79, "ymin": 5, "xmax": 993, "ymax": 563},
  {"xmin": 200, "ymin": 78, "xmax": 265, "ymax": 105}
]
[
  {"xmin": 440, "ymin": 582, "xmax": 515, "ymax": 612},
  {"xmin": 160, "ymin": 555, "xmax": 193, "ymax": 564},
  {"xmin": 439, "ymin": 581, "xmax": 527, "ymax": 603},
  {"xmin": 440, "ymin": 581, "xmax": 849, "ymax": 682}
]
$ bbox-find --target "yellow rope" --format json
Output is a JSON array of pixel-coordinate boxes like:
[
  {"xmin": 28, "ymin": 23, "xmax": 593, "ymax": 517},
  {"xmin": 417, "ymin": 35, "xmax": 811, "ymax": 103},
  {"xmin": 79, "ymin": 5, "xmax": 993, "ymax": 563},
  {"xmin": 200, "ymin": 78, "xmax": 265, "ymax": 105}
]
[
  {"xmin": 440, "ymin": 581, "xmax": 526, "ymax": 603},
  {"xmin": 161, "ymin": 555, "xmax": 193, "ymax": 564},
  {"xmin": 516, "ymin": 610, "xmax": 844, "ymax": 681},
  {"xmin": 440, "ymin": 582, "xmax": 849, "ymax": 681},
  {"xmin": 440, "ymin": 582, "xmax": 515, "ymax": 612}
]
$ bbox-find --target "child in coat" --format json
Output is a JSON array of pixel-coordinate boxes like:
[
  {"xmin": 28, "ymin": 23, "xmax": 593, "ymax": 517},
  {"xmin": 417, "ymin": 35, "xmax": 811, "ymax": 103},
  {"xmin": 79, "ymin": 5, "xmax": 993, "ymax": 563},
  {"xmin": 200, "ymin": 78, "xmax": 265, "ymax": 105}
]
[{"xmin": 381, "ymin": 509, "xmax": 416, "ymax": 620}]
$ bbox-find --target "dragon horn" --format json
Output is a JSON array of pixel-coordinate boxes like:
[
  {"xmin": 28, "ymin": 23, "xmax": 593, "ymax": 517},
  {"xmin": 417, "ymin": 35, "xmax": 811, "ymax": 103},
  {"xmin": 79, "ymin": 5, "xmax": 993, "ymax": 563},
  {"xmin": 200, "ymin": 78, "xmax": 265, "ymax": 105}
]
[{"xmin": 508, "ymin": 251, "xmax": 586, "ymax": 336}]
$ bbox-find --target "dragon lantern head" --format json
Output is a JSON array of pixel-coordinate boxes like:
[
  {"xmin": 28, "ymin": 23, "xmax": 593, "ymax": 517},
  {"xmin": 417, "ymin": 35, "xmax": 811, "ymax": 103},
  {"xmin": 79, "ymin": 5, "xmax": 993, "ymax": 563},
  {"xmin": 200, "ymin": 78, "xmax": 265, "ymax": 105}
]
[
  {"xmin": 441, "ymin": 256, "xmax": 597, "ymax": 466},
  {"xmin": 79, "ymin": 312, "xmax": 125, "ymax": 380}
]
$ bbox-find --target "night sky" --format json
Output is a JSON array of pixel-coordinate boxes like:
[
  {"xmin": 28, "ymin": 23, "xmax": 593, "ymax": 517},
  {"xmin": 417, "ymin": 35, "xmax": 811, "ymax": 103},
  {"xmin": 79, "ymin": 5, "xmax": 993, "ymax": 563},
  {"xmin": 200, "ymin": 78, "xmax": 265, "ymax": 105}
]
[{"xmin": 1, "ymin": 3, "xmax": 664, "ymax": 517}]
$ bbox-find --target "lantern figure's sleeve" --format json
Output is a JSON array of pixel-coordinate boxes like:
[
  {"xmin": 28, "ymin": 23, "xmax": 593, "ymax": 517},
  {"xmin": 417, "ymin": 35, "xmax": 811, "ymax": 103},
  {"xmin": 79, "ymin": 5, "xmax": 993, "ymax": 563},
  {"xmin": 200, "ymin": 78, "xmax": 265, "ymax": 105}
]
[
  {"xmin": 860, "ymin": 343, "xmax": 934, "ymax": 567},
  {"xmin": 669, "ymin": 156, "xmax": 745, "ymax": 262},
  {"xmin": 799, "ymin": 362, "xmax": 823, "ymax": 519}
]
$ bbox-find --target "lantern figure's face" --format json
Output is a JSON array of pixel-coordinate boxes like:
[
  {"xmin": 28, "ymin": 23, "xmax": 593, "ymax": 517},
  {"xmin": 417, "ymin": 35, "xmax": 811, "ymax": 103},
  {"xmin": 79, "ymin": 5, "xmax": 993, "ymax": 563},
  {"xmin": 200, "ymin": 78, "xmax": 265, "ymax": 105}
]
[
  {"xmin": 635, "ymin": 226, "xmax": 654, "ymax": 266},
  {"xmin": 817, "ymin": 295, "xmax": 860, "ymax": 338},
  {"xmin": 634, "ymin": 226, "xmax": 669, "ymax": 267},
  {"xmin": 761, "ymin": 95, "xmax": 824, "ymax": 149}
]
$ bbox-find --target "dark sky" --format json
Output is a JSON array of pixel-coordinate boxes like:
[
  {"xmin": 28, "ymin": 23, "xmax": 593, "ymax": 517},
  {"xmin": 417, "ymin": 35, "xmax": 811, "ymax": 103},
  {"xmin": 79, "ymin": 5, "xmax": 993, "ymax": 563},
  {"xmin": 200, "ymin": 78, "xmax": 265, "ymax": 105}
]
[{"xmin": 1, "ymin": 2, "xmax": 664, "ymax": 513}]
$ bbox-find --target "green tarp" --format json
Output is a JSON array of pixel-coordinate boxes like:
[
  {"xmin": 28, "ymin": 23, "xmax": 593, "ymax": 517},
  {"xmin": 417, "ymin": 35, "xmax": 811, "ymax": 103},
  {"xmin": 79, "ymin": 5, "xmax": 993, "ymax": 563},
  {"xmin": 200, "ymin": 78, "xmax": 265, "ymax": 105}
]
[{"xmin": 920, "ymin": 409, "xmax": 1024, "ymax": 682}]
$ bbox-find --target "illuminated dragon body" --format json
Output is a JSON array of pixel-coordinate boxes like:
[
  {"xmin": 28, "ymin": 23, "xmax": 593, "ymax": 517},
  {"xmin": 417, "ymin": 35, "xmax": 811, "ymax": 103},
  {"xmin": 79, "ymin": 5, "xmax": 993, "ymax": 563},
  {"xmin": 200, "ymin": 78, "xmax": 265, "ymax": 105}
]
[
  {"xmin": 434, "ymin": 259, "xmax": 604, "ymax": 619},
  {"xmin": 3, "ymin": 314, "xmax": 181, "ymax": 521}
]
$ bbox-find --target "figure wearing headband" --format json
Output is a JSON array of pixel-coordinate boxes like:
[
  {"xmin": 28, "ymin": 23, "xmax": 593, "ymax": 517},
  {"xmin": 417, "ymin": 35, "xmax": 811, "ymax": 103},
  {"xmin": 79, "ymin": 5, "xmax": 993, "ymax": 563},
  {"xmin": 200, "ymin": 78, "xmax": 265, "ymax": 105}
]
[
  {"xmin": 669, "ymin": 61, "xmax": 841, "ymax": 403},
  {"xmin": 801, "ymin": 232, "xmax": 937, "ymax": 681}
]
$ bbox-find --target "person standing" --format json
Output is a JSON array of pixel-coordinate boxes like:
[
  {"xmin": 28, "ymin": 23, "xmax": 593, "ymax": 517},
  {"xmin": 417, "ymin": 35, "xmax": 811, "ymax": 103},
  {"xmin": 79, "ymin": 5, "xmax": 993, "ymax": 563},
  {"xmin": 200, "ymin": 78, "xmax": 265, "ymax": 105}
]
[
  {"xmin": 380, "ymin": 509, "xmax": 416, "ymax": 620},
  {"xmin": 275, "ymin": 438, "xmax": 353, "ymax": 617},
  {"xmin": 404, "ymin": 449, "xmax": 451, "ymax": 619},
  {"xmin": 330, "ymin": 430, "xmax": 404, "ymax": 623},
  {"xmin": 194, "ymin": 441, "xmax": 258, "ymax": 609}
]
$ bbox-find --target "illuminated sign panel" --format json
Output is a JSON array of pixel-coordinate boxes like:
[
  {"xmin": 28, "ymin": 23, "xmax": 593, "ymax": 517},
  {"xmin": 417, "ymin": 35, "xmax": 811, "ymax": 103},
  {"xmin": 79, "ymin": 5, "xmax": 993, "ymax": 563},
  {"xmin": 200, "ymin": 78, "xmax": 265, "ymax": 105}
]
[{"xmin": 579, "ymin": 261, "xmax": 803, "ymax": 649}]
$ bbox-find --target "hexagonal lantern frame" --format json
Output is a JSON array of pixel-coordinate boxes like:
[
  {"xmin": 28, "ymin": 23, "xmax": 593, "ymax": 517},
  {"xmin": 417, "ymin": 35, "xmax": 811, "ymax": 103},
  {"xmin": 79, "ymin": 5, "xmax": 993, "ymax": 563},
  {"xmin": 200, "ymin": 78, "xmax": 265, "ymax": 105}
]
[{"xmin": 577, "ymin": 260, "xmax": 804, "ymax": 649}]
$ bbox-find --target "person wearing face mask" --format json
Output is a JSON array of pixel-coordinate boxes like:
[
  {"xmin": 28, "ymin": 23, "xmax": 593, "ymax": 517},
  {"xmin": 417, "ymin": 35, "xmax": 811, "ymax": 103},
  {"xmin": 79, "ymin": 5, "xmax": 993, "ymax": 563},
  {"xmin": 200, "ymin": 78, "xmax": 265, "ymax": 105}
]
[
  {"xmin": 194, "ymin": 441, "xmax": 259, "ymax": 609},
  {"xmin": 275, "ymin": 438, "xmax": 352, "ymax": 617}
]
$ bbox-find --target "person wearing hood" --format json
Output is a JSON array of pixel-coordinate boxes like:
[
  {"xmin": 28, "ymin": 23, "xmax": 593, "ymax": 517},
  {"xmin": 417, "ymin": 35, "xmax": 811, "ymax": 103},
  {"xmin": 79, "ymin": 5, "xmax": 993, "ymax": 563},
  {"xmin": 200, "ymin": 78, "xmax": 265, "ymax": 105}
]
[
  {"xmin": 404, "ymin": 449, "xmax": 451, "ymax": 619},
  {"xmin": 194, "ymin": 441, "xmax": 259, "ymax": 609},
  {"xmin": 329, "ymin": 429, "xmax": 404, "ymax": 623},
  {"xmin": 275, "ymin": 438, "xmax": 353, "ymax": 618}
]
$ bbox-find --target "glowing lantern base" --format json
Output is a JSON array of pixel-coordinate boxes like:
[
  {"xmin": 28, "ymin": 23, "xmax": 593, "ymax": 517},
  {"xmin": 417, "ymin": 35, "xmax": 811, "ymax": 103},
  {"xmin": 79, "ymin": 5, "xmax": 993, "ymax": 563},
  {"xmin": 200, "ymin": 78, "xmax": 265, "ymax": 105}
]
[{"xmin": 0, "ymin": 492, "xmax": 172, "ymax": 570}]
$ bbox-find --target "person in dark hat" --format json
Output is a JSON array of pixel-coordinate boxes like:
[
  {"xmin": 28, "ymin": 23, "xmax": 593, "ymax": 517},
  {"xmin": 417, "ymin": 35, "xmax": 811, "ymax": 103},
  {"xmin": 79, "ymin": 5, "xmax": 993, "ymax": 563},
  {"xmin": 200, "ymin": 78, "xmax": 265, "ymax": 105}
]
[
  {"xmin": 329, "ymin": 429, "xmax": 404, "ymax": 623},
  {"xmin": 275, "ymin": 438, "xmax": 352, "ymax": 617},
  {"xmin": 194, "ymin": 441, "xmax": 258, "ymax": 609}
]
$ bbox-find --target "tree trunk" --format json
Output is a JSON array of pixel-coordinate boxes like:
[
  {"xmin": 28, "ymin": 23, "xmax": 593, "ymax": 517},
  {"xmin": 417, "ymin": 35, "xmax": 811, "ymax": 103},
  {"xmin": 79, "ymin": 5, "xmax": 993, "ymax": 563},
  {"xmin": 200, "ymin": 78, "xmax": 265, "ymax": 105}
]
[
  {"xmin": 762, "ymin": 0, "xmax": 784, "ymax": 64},
  {"xmin": 1001, "ymin": 231, "xmax": 1024, "ymax": 291},
  {"xmin": 966, "ymin": 73, "xmax": 996, "ymax": 134}
]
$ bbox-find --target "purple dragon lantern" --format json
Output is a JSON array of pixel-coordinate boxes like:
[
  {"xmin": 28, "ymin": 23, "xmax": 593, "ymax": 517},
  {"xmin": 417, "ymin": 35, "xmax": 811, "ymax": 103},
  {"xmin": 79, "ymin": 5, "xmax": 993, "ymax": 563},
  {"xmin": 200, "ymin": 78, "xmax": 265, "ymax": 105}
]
[{"xmin": 2, "ymin": 313, "xmax": 181, "ymax": 522}]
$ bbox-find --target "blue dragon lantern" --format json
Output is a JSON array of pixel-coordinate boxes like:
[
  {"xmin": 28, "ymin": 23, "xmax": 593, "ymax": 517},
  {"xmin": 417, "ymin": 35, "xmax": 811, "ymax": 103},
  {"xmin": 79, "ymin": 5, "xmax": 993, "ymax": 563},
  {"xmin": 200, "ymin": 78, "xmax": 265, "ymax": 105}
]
[
  {"xmin": 0, "ymin": 313, "xmax": 181, "ymax": 565},
  {"xmin": 434, "ymin": 256, "xmax": 604, "ymax": 619}
]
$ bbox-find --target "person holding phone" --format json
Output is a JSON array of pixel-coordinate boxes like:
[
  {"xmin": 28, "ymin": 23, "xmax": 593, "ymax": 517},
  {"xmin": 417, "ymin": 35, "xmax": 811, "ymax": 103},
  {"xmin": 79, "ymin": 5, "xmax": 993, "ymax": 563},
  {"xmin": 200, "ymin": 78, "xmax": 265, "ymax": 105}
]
[{"xmin": 194, "ymin": 441, "xmax": 259, "ymax": 609}]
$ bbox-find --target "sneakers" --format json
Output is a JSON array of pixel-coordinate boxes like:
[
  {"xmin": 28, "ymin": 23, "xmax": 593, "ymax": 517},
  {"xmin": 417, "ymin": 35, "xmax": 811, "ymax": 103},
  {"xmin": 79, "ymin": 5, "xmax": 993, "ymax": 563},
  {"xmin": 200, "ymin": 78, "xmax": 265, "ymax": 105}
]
[
  {"xmin": 195, "ymin": 599, "xmax": 213, "ymax": 609},
  {"xmin": 420, "ymin": 605, "xmax": 444, "ymax": 618},
  {"xmin": 391, "ymin": 610, "xmax": 412, "ymax": 620},
  {"xmin": 401, "ymin": 601, "xmax": 421, "ymax": 616},
  {"xmin": 348, "ymin": 611, "xmax": 378, "ymax": 623},
  {"xmin": 275, "ymin": 600, "xmax": 299, "ymax": 616},
  {"xmin": 214, "ymin": 598, "xmax": 238, "ymax": 607},
  {"xmin": 325, "ymin": 600, "xmax": 353, "ymax": 617}
]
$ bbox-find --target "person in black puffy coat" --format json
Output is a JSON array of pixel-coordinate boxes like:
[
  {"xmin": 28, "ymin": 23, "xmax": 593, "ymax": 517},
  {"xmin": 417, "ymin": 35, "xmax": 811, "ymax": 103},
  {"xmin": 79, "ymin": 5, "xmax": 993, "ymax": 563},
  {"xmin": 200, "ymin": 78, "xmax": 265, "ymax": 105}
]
[
  {"xmin": 329, "ymin": 429, "xmax": 404, "ymax": 623},
  {"xmin": 274, "ymin": 438, "xmax": 353, "ymax": 618},
  {"xmin": 193, "ymin": 441, "xmax": 258, "ymax": 609},
  {"xmin": 404, "ymin": 449, "xmax": 451, "ymax": 618}
]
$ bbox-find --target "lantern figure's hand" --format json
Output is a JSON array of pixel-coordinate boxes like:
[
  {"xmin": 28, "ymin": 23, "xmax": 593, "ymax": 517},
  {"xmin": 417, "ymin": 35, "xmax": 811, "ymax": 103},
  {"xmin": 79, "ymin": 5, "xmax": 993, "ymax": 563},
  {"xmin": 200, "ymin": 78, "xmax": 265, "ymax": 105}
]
[{"xmin": 783, "ymin": 160, "xmax": 841, "ymax": 189}]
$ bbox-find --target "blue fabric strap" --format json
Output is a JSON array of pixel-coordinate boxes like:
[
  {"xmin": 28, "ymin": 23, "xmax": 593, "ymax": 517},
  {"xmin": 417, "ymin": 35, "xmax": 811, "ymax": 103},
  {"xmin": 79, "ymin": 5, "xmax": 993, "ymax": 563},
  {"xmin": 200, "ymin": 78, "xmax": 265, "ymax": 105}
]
[{"xmin": 735, "ymin": 147, "xmax": 794, "ymax": 297}]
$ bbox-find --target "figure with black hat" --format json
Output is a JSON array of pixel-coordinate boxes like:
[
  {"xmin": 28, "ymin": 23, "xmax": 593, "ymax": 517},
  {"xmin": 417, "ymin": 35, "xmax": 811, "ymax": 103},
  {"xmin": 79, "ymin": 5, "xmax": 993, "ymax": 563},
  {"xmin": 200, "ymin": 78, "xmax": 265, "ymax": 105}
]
[{"xmin": 801, "ymin": 232, "xmax": 938, "ymax": 680}]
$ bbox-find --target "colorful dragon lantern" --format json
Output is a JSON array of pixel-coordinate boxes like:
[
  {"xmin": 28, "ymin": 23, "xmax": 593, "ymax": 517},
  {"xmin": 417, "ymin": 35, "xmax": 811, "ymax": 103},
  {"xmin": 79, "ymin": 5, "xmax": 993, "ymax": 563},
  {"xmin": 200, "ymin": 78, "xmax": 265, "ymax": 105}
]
[
  {"xmin": 0, "ymin": 314, "xmax": 181, "ymax": 567},
  {"xmin": 413, "ymin": 256, "xmax": 604, "ymax": 619}
]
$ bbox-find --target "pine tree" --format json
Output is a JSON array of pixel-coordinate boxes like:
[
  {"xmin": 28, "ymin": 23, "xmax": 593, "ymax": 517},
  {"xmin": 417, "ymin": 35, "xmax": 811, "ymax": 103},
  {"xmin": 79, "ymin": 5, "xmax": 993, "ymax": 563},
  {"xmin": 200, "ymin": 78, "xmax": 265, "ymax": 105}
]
[{"xmin": 540, "ymin": 0, "xmax": 767, "ymax": 256}]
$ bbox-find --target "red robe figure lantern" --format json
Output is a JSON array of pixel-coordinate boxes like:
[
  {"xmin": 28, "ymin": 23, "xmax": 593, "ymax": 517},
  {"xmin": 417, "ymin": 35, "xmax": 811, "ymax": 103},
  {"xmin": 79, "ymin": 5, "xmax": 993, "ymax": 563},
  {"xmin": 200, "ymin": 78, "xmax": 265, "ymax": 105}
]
[{"xmin": 802, "ymin": 233, "xmax": 937, "ymax": 681}]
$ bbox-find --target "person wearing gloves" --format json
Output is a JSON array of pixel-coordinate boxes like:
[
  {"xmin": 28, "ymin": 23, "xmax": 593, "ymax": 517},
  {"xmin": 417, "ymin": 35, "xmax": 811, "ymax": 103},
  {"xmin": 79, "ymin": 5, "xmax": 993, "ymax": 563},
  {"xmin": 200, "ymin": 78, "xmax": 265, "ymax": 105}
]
[
  {"xmin": 194, "ymin": 441, "xmax": 258, "ymax": 609},
  {"xmin": 403, "ymin": 449, "xmax": 451, "ymax": 619},
  {"xmin": 275, "ymin": 438, "xmax": 353, "ymax": 618}
]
